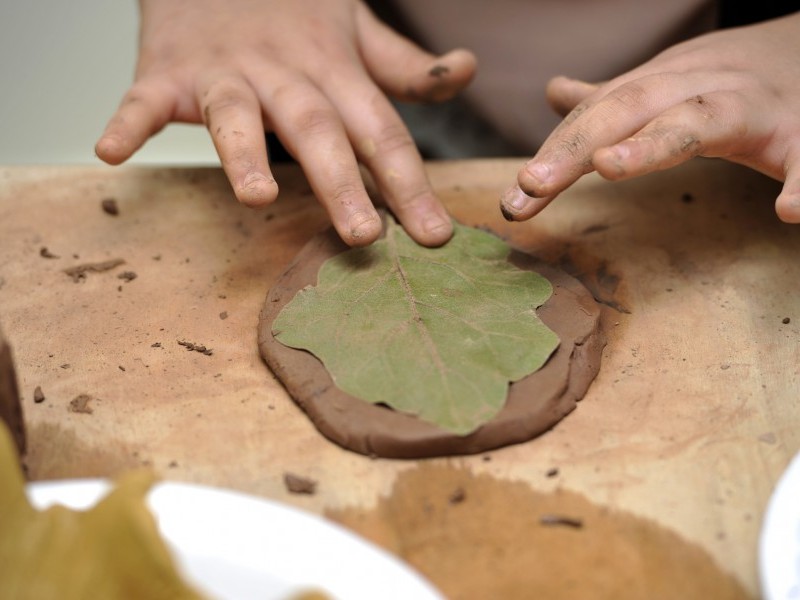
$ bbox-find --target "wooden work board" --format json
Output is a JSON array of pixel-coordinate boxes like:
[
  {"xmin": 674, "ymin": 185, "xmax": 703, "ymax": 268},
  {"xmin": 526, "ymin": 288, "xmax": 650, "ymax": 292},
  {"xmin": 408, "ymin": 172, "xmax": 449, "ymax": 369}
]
[{"xmin": 0, "ymin": 159, "xmax": 797, "ymax": 599}]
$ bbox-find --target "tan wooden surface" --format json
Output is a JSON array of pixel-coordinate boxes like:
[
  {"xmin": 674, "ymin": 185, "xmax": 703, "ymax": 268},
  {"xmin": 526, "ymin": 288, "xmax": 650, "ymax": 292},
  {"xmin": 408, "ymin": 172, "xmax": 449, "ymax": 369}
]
[{"xmin": 0, "ymin": 159, "xmax": 797, "ymax": 598}]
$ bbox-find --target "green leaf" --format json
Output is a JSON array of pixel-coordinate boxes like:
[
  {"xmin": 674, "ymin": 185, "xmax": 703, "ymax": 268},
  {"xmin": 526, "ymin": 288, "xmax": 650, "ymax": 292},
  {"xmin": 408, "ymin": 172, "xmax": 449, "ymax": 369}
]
[{"xmin": 272, "ymin": 217, "xmax": 560, "ymax": 435}]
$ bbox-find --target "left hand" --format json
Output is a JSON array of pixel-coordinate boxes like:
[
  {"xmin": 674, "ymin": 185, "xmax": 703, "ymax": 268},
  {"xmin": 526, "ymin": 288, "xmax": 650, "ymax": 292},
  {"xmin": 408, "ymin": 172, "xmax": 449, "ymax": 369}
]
[{"xmin": 500, "ymin": 12, "xmax": 800, "ymax": 224}]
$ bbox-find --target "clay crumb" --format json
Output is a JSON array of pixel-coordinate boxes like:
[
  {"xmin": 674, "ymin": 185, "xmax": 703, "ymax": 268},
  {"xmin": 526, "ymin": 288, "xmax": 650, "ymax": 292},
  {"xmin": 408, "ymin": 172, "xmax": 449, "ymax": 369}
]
[
  {"xmin": 117, "ymin": 271, "xmax": 137, "ymax": 282},
  {"xmin": 782, "ymin": 317, "xmax": 791, "ymax": 324},
  {"xmin": 63, "ymin": 258, "xmax": 125, "ymax": 282},
  {"xmin": 39, "ymin": 247, "xmax": 60, "ymax": 259},
  {"xmin": 151, "ymin": 342, "xmax": 162, "ymax": 348},
  {"xmin": 539, "ymin": 514, "xmax": 584, "ymax": 529},
  {"xmin": 283, "ymin": 472, "xmax": 317, "ymax": 495},
  {"xmin": 68, "ymin": 394, "xmax": 94, "ymax": 415},
  {"xmin": 720, "ymin": 363, "xmax": 731, "ymax": 370},
  {"xmin": 219, "ymin": 311, "xmax": 228, "ymax": 320},
  {"xmin": 178, "ymin": 340, "xmax": 213, "ymax": 355},
  {"xmin": 101, "ymin": 198, "xmax": 119, "ymax": 215},
  {"xmin": 33, "ymin": 386, "xmax": 45, "ymax": 404},
  {"xmin": 449, "ymin": 487, "xmax": 466, "ymax": 505},
  {"xmin": 428, "ymin": 64, "xmax": 449, "ymax": 78}
]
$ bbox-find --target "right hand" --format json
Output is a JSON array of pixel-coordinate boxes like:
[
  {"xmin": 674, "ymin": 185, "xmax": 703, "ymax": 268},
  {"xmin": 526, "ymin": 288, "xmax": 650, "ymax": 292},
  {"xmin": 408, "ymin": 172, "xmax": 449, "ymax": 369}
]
[{"xmin": 95, "ymin": 0, "xmax": 476, "ymax": 247}]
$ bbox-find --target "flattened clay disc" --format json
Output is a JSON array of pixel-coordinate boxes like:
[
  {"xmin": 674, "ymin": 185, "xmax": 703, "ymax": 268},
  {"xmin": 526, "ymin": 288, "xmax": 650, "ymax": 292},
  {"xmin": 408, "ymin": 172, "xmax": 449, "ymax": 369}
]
[{"xmin": 258, "ymin": 227, "xmax": 605, "ymax": 458}]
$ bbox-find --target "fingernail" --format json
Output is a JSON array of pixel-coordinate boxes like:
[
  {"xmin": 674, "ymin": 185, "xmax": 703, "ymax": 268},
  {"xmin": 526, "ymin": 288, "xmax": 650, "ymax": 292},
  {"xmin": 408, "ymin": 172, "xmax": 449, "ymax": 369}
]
[
  {"xmin": 500, "ymin": 186, "xmax": 531, "ymax": 220},
  {"xmin": 525, "ymin": 162, "xmax": 552, "ymax": 185},
  {"xmin": 610, "ymin": 144, "xmax": 630, "ymax": 161},
  {"xmin": 242, "ymin": 172, "xmax": 275, "ymax": 189},
  {"xmin": 422, "ymin": 214, "xmax": 451, "ymax": 235}
]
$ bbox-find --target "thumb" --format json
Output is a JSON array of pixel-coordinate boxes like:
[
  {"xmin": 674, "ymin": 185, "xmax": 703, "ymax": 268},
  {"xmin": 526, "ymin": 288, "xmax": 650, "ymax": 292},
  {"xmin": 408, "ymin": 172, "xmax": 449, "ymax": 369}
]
[
  {"xmin": 354, "ymin": 3, "xmax": 476, "ymax": 103},
  {"xmin": 546, "ymin": 76, "xmax": 601, "ymax": 117}
]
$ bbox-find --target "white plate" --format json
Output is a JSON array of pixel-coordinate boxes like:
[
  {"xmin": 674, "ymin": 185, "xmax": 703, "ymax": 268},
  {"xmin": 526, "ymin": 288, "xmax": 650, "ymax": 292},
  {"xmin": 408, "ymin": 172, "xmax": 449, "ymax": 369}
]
[
  {"xmin": 760, "ymin": 451, "xmax": 800, "ymax": 600},
  {"xmin": 26, "ymin": 479, "xmax": 444, "ymax": 600}
]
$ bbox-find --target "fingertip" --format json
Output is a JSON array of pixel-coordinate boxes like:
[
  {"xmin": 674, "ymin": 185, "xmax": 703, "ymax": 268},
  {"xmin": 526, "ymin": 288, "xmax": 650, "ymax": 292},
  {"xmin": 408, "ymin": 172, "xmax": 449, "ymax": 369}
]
[
  {"xmin": 775, "ymin": 190, "xmax": 800, "ymax": 224},
  {"xmin": 340, "ymin": 209, "xmax": 383, "ymax": 247},
  {"xmin": 413, "ymin": 214, "xmax": 454, "ymax": 247},
  {"xmin": 94, "ymin": 135, "xmax": 131, "ymax": 166},
  {"xmin": 593, "ymin": 145, "xmax": 629, "ymax": 180},
  {"xmin": 441, "ymin": 48, "xmax": 477, "ymax": 80},
  {"xmin": 406, "ymin": 48, "xmax": 477, "ymax": 103},
  {"xmin": 235, "ymin": 172, "xmax": 279, "ymax": 208},
  {"xmin": 499, "ymin": 184, "xmax": 552, "ymax": 221}
]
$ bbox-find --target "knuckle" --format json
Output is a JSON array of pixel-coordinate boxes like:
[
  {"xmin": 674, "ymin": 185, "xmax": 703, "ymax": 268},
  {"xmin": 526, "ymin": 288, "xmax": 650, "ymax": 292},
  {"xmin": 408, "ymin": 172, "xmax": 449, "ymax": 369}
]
[
  {"xmin": 685, "ymin": 94, "xmax": 718, "ymax": 120},
  {"xmin": 369, "ymin": 123, "xmax": 416, "ymax": 157},
  {"xmin": 290, "ymin": 105, "xmax": 339, "ymax": 138},
  {"xmin": 201, "ymin": 80, "xmax": 249, "ymax": 127},
  {"xmin": 608, "ymin": 81, "xmax": 649, "ymax": 111},
  {"xmin": 328, "ymin": 179, "xmax": 361, "ymax": 206},
  {"xmin": 555, "ymin": 129, "xmax": 592, "ymax": 159}
]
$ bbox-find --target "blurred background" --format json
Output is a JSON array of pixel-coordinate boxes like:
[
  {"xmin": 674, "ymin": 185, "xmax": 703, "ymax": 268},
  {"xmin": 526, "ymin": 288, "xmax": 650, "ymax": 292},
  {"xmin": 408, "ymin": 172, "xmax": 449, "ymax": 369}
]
[{"xmin": 0, "ymin": 2, "xmax": 218, "ymax": 165}]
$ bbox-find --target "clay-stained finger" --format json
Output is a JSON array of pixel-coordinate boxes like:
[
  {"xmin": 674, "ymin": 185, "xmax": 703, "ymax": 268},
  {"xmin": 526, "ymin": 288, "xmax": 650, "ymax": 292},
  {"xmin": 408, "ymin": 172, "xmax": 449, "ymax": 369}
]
[
  {"xmin": 518, "ymin": 72, "xmax": 723, "ymax": 200},
  {"xmin": 498, "ymin": 185, "xmax": 556, "ymax": 222},
  {"xmin": 95, "ymin": 80, "xmax": 176, "ymax": 165},
  {"xmin": 355, "ymin": 3, "xmax": 476, "ymax": 103},
  {"xmin": 591, "ymin": 92, "xmax": 755, "ymax": 182},
  {"xmin": 329, "ymin": 77, "xmax": 453, "ymax": 246},
  {"xmin": 197, "ymin": 73, "xmax": 278, "ymax": 208},
  {"xmin": 254, "ymin": 71, "xmax": 381, "ymax": 247}
]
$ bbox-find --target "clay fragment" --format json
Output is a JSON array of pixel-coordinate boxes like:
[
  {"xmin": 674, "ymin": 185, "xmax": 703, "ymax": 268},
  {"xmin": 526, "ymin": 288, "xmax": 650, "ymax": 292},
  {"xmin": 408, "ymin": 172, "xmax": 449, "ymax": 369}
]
[
  {"xmin": 63, "ymin": 258, "xmax": 125, "ymax": 282},
  {"xmin": 68, "ymin": 394, "xmax": 94, "ymax": 415},
  {"xmin": 258, "ymin": 225, "xmax": 605, "ymax": 458},
  {"xmin": 283, "ymin": 472, "xmax": 317, "ymax": 495},
  {"xmin": 33, "ymin": 386, "xmax": 45, "ymax": 404},
  {"xmin": 101, "ymin": 197, "xmax": 120, "ymax": 215}
]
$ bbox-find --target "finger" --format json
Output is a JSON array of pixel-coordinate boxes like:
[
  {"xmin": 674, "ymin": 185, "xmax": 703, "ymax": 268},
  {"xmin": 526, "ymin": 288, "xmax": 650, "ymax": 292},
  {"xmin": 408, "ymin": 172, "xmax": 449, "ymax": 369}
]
[
  {"xmin": 593, "ymin": 92, "xmax": 784, "ymax": 179},
  {"xmin": 499, "ymin": 185, "xmax": 557, "ymax": 222},
  {"xmin": 518, "ymin": 72, "xmax": 722, "ymax": 199},
  {"xmin": 354, "ymin": 3, "xmax": 476, "ymax": 103},
  {"xmin": 254, "ymin": 71, "xmax": 382, "ymax": 247},
  {"xmin": 327, "ymin": 75, "xmax": 453, "ymax": 246},
  {"xmin": 196, "ymin": 72, "xmax": 278, "ymax": 208},
  {"xmin": 776, "ymin": 150, "xmax": 800, "ymax": 223},
  {"xmin": 95, "ymin": 80, "xmax": 177, "ymax": 165},
  {"xmin": 591, "ymin": 91, "xmax": 759, "ymax": 181},
  {"xmin": 546, "ymin": 76, "xmax": 601, "ymax": 117}
]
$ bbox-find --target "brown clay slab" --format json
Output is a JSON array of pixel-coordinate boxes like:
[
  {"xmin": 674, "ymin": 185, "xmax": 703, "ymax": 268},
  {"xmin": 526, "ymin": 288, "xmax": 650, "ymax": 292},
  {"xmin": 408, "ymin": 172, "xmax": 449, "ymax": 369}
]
[{"xmin": 258, "ymin": 224, "xmax": 605, "ymax": 458}]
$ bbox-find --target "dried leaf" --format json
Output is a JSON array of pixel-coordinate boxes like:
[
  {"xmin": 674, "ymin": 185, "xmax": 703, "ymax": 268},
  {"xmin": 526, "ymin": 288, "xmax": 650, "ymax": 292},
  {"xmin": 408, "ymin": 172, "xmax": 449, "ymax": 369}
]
[{"xmin": 273, "ymin": 217, "xmax": 560, "ymax": 435}]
